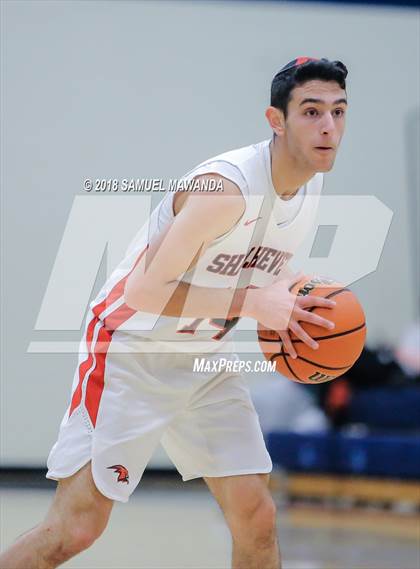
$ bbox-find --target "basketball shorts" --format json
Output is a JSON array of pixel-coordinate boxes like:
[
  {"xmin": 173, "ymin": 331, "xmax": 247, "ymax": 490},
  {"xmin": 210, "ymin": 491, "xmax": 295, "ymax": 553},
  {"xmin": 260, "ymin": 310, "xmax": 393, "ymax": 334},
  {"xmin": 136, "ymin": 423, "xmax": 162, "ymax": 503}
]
[{"xmin": 46, "ymin": 331, "xmax": 272, "ymax": 502}]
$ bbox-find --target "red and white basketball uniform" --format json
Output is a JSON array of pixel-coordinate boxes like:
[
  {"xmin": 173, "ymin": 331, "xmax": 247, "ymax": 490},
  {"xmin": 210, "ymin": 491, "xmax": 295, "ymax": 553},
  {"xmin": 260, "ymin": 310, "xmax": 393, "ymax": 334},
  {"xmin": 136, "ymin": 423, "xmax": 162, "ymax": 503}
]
[{"xmin": 46, "ymin": 139, "xmax": 323, "ymax": 501}]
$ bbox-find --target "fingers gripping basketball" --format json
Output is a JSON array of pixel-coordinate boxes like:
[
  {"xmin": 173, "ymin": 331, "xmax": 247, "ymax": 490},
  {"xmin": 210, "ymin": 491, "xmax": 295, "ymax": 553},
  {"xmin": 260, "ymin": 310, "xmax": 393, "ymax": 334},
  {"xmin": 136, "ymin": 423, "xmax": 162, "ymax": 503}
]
[{"xmin": 258, "ymin": 276, "xmax": 366, "ymax": 383}]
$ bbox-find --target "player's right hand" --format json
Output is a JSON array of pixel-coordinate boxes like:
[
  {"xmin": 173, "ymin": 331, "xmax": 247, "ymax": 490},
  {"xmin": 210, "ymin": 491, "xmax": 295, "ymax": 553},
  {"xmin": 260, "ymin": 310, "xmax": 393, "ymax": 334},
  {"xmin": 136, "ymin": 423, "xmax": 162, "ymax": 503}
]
[{"xmin": 245, "ymin": 272, "xmax": 336, "ymax": 358}]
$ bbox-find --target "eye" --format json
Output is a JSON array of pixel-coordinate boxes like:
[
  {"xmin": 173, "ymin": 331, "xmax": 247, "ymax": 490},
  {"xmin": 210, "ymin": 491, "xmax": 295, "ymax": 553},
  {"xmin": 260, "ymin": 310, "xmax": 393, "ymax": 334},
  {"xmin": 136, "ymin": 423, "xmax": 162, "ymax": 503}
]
[
  {"xmin": 304, "ymin": 108, "xmax": 319, "ymax": 117},
  {"xmin": 334, "ymin": 108, "xmax": 345, "ymax": 117}
]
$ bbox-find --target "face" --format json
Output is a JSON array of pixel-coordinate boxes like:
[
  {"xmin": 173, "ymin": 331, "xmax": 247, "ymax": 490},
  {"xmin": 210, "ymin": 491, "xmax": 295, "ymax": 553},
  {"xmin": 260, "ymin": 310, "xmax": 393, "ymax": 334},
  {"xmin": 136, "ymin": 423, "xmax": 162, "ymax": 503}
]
[{"xmin": 279, "ymin": 80, "xmax": 347, "ymax": 172}]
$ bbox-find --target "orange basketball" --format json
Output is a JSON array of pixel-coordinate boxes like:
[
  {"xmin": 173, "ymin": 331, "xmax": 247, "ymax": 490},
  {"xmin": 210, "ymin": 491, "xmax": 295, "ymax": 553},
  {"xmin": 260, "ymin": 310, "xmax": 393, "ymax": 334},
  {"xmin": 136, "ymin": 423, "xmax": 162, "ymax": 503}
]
[{"xmin": 257, "ymin": 275, "xmax": 366, "ymax": 384}]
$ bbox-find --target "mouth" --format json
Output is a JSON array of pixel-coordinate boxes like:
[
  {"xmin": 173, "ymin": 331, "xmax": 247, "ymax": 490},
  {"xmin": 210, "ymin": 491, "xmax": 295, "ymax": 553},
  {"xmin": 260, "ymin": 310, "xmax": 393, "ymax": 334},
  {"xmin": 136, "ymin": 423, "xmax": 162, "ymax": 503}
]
[{"xmin": 314, "ymin": 146, "xmax": 334, "ymax": 153}]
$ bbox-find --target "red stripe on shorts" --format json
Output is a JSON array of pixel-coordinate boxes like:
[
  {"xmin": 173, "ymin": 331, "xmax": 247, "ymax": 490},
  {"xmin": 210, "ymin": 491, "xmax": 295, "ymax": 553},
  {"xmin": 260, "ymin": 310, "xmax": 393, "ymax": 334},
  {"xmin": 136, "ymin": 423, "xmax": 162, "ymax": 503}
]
[
  {"xmin": 84, "ymin": 300, "xmax": 139, "ymax": 426},
  {"xmin": 69, "ymin": 244, "xmax": 149, "ymax": 421}
]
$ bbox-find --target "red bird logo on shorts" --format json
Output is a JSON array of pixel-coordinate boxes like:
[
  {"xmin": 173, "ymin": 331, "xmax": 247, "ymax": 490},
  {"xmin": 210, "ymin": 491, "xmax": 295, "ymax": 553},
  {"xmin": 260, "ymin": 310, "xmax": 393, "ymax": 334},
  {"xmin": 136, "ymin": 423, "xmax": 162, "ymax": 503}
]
[{"xmin": 107, "ymin": 464, "xmax": 129, "ymax": 484}]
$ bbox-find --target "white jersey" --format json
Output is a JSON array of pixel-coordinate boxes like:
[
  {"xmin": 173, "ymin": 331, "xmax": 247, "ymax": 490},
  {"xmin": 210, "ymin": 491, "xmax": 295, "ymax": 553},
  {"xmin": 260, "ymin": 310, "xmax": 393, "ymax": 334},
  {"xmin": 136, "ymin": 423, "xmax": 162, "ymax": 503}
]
[{"xmin": 88, "ymin": 139, "xmax": 323, "ymax": 351}]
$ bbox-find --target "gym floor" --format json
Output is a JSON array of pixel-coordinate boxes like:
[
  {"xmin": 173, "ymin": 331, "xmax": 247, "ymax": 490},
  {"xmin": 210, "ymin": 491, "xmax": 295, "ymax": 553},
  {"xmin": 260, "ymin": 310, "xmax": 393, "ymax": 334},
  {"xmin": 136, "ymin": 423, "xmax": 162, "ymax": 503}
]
[{"xmin": 1, "ymin": 473, "xmax": 418, "ymax": 569}]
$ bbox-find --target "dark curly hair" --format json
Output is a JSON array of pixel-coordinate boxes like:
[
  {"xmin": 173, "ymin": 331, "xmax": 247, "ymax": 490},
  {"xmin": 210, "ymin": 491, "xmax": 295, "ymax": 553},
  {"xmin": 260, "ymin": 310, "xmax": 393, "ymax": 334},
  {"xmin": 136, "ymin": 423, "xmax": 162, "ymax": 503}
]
[{"xmin": 271, "ymin": 58, "xmax": 348, "ymax": 118}]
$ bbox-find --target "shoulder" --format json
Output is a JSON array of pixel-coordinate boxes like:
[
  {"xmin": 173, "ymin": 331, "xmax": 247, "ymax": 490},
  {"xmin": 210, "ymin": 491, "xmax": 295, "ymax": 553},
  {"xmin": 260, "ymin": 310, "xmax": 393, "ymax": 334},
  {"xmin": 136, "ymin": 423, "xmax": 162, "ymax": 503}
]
[
  {"xmin": 173, "ymin": 173, "xmax": 245, "ymax": 217},
  {"xmin": 203, "ymin": 140, "xmax": 268, "ymax": 165},
  {"xmin": 181, "ymin": 140, "xmax": 268, "ymax": 181},
  {"xmin": 172, "ymin": 174, "xmax": 246, "ymax": 243}
]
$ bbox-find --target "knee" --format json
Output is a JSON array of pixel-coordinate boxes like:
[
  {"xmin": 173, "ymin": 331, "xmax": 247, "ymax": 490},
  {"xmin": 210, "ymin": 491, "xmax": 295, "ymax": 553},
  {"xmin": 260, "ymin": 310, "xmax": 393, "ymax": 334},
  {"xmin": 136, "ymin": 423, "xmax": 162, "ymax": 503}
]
[
  {"xmin": 65, "ymin": 523, "xmax": 101, "ymax": 554},
  {"xmin": 42, "ymin": 513, "xmax": 107, "ymax": 563},
  {"xmin": 249, "ymin": 496, "xmax": 277, "ymax": 542},
  {"xmin": 230, "ymin": 494, "xmax": 277, "ymax": 545}
]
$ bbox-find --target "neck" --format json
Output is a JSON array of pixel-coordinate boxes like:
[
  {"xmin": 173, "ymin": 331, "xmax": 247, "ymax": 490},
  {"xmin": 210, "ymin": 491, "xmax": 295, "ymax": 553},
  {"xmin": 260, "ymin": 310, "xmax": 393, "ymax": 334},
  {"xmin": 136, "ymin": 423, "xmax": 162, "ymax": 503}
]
[{"xmin": 269, "ymin": 136, "xmax": 315, "ymax": 199}]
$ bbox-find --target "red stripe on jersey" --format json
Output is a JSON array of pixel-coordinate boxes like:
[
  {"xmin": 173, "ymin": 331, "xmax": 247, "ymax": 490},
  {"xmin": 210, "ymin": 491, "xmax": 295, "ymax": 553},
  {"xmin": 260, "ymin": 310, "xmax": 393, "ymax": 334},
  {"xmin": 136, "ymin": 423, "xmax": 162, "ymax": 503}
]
[
  {"xmin": 91, "ymin": 243, "xmax": 150, "ymax": 320},
  {"xmin": 69, "ymin": 244, "xmax": 149, "ymax": 420},
  {"xmin": 103, "ymin": 302, "xmax": 137, "ymax": 331}
]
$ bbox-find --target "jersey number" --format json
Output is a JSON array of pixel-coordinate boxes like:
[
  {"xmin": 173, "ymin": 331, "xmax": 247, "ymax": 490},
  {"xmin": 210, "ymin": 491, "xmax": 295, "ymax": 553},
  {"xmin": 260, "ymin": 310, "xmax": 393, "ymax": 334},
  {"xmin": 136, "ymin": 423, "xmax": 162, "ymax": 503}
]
[
  {"xmin": 175, "ymin": 285, "xmax": 256, "ymax": 340},
  {"xmin": 177, "ymin": 317, "xmax": 240, "ymax": 340}
]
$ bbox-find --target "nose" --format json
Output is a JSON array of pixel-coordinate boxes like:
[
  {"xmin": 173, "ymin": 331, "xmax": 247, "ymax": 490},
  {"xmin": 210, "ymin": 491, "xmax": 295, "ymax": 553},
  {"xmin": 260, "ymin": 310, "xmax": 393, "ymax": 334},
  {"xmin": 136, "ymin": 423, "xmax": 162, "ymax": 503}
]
[{"xmin": 320, "ymin": 112, "xmax": 335, "ymax": 135}]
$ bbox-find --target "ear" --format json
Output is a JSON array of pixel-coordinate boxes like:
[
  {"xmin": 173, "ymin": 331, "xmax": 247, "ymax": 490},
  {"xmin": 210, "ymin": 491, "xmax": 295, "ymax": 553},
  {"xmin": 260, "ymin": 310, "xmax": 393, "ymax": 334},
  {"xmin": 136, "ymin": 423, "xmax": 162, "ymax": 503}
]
[{"xmin": 265, "ymin": 106, "xmax": 286, "ymax": 136}]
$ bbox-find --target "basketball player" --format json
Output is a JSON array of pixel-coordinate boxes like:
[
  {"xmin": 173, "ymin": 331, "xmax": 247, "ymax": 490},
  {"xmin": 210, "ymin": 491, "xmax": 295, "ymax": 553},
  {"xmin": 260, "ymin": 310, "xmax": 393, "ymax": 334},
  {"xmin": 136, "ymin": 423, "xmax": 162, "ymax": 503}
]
[{"xmin": 0, "ymin": 57, "xmax": 348, "ymax": 569}]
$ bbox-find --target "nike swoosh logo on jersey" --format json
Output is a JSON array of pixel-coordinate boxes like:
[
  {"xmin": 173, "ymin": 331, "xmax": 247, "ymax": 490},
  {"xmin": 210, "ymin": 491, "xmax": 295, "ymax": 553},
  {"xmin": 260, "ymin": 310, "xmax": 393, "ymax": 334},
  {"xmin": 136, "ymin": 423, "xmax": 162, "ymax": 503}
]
[{"xmin": 244, "ymin": 216, "xmax": 262, "ymax": 226}]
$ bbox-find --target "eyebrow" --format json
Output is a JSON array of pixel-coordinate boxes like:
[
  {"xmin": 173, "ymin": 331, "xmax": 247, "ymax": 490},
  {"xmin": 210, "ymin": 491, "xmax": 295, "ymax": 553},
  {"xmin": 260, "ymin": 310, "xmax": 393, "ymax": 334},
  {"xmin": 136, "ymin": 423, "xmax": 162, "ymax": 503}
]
[{"xmin": 299, "ymin": 98, "xmax": 348, "ymax": 106}]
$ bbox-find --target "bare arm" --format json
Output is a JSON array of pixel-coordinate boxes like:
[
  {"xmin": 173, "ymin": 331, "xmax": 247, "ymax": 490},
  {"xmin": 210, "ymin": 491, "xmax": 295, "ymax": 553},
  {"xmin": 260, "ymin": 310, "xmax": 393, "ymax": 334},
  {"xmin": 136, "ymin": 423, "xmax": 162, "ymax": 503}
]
[
  {"xmin": 124, "ymin": 174, "xmax": 249, "ymax": 320},
  {"xmin": 124, "ymin": 174, "xmax": 336, "ymax": 352}
]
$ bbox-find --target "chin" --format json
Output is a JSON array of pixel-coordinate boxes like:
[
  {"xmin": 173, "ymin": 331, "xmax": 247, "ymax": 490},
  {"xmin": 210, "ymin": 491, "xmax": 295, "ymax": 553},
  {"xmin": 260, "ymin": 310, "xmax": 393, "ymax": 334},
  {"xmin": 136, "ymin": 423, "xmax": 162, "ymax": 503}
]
[
  {"xmin": 317, "ymin": 163, "xmax": 334, "ymax": 173},
  {"xmin": 314, "ymin": 158, "xmax": 335, "ymax": 173}
]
